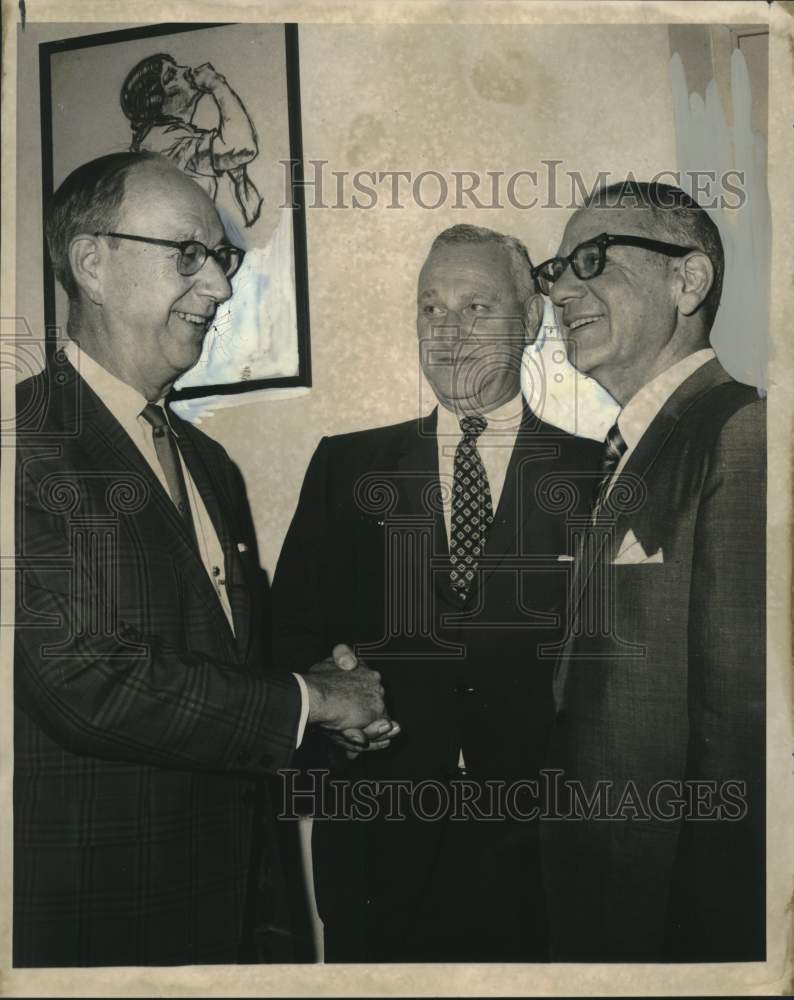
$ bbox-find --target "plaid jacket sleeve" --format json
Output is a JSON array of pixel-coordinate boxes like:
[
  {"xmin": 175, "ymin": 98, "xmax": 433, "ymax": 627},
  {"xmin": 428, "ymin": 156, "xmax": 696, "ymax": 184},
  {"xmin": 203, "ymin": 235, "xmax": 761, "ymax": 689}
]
[{"xmin": 15, "ymin": 432, "xmax": 301, "ymax": 777}]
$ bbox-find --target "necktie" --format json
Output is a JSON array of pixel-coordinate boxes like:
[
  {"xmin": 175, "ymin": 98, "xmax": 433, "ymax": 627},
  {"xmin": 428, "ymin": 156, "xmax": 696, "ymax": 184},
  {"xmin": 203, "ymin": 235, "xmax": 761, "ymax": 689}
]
[
  {"xmin": 591, "ymin": 422, "xmax": 628, "ymax": 519},
  {"xmin": 449, "ymin": 414, "xmax": 494, "ymax": 601},
  {"xmin": 141, "ymin": 403, "xmax": 198, "ymax": 547}
]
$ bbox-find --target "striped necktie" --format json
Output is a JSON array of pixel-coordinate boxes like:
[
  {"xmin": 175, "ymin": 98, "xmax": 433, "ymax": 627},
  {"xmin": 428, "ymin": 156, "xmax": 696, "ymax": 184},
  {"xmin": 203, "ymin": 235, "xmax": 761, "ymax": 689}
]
[
  {"xmin": 141, "ymin": 403, "xmax": 198, "ymax": 548},
  {"xmin": 591, "ymin": 422, "xmax": 628, "ymax": 520}
]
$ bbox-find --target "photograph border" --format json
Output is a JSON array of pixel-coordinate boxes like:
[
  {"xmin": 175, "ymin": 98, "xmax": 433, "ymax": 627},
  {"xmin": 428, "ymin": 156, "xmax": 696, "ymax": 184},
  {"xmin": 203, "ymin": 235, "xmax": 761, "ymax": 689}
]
[{"xmin": 2, "ymin": 1, "xmax": 790, "ymax": 996}]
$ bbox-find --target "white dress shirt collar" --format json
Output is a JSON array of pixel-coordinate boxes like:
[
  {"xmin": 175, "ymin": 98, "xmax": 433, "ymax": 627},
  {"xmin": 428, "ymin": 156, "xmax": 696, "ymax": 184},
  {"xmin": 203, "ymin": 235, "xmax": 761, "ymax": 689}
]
[
  {"xmin": 63, "ymin": 339, "xmax": 179, "ymax": 436},
  {"xmin": 436, "ymin": 393, "xmax": 525, "ymax": 441},
  {"xmin": 617, "ymin": 348, "xmax": 716, "ymax": 453}
]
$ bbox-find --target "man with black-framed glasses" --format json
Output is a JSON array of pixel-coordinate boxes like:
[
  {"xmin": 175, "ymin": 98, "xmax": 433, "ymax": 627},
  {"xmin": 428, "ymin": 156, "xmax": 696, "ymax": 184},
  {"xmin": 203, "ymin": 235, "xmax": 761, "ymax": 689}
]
[
  {"xmin": 14, "ymin": 151, "xmax": 391, "ymax": 966},
  {"xmin": 538, "ymin": 181, "xmax": 765, "ymax": 962}
]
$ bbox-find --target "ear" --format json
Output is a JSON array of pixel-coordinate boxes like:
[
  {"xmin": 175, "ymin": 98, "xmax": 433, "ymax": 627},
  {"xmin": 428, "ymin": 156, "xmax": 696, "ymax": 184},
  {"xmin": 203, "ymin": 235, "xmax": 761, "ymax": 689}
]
[
  {"xmin": 526, "ymin": 293, "xmax": 545, "ymax": 345},
  {"xmin": 675, "ymin": 251, "xmax": 714, "ymax": 317},
  {"xmin": 68, "ymin": 234, "xmax": 106, "ymax": 305}
]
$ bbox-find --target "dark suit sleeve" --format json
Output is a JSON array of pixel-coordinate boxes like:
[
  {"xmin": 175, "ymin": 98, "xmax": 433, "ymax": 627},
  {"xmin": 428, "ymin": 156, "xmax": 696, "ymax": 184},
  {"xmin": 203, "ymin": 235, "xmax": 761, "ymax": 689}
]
[
  {"xmin": 15, "ymin": 451, "xmax": 301, "ymax": 776},
  {"xmin": 271, "ymin": 438, "xmax": 334, "ymax": 673},
  {"xmin": 676, "ymin": 397, "xmax": 766, "ymax": 958}
]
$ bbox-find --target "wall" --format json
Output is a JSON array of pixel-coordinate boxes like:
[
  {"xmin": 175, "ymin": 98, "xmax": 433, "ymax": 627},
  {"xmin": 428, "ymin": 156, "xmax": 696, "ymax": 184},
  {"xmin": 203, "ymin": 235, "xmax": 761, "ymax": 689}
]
[
  {"xmin": 668, "ymin": 23, "xmax": 769, "ymax": 391},
  {"xmin": 15, "ymin": 21, "xmax": 750, "ymax": 578}
]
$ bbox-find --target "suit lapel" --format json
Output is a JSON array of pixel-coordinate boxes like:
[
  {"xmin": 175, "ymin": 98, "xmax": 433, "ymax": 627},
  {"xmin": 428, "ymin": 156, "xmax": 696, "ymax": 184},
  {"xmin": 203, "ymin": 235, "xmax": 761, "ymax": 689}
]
[
  {"xmin": 582, "ymin": 358, "xmax": 734, "ymax": 580},
  {"xmin": 481, "ymin": 403, "xmax": 567, "ymax": 586},
  {"xmin": 173, "ymin": 420, "xmax": 251, "ymax": 660},
  {"xmin": 69, "ymin": 367, "xmax": 198, "ymax": 550},
  {"xmin": 555, "ymin": 359, "xmax": 737, "ymax": 706},
  {"xmin": 59, "ymin": 363, "xmax": 238, "ymax": 654},
  {"xmin": 392, "ymin": 411, "xmax": 447, "ymax": 534},
  {"xmin": 609, "ymin": 360, "xmax": 733, "ymax": 520},
  {"xmin": 407, "ymin": 403, "xmax": 570, "ymax": 607},
  {"xmin": 389, "ymin": 411, "xmax": 455, "ymax": 606}
]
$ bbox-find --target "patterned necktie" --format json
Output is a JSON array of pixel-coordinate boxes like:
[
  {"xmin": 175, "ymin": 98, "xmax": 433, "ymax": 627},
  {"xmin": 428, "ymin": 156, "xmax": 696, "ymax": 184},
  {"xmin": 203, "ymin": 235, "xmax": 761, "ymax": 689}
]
[
  {"xmin": 449, "ymin": 414, "xmax": 494, "ymax": 601},
  {"xmin": 141, "ymin": 403, "xmax": 198, "ymax": 547},
  {"xmin": 592, "ymin": 422, "xmax": 628, "ymax": 519}
]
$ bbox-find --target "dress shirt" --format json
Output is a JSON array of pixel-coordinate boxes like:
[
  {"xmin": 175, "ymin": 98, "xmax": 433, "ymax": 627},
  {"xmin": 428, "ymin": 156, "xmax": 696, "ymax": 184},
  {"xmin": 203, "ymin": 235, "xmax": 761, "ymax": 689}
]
[
  {"xmin": 609, "ymin": 349, "xmax": 716, "ymax": 490},
  {"xmin": 436, "ymin": 393, "xmax": 525, "ymax": 545},
  {"xmin": 64, "ymin": 340, "xmax": 309, "ymax": 746}
]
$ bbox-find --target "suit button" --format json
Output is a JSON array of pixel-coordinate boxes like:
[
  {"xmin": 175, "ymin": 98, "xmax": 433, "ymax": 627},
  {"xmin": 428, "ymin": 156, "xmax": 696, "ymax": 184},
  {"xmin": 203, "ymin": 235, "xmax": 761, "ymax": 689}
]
[{"xmin": 236, "ymin": 750, "xmax": 252, "ymax": 766}]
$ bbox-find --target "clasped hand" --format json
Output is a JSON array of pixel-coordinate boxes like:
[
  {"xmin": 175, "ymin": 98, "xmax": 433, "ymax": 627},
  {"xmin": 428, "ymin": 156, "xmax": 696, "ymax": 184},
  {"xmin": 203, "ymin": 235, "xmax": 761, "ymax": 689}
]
[{"xmin": 304, "ymin": 645, "xmax": 400, "ymax": 759}]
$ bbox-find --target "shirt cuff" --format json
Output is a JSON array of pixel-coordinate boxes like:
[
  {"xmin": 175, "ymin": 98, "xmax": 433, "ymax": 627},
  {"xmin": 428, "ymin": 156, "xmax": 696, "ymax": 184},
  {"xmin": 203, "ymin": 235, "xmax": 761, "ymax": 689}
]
[{"xmin": 293, "ymin": 672, "xmax": 310, "ymax": 748}]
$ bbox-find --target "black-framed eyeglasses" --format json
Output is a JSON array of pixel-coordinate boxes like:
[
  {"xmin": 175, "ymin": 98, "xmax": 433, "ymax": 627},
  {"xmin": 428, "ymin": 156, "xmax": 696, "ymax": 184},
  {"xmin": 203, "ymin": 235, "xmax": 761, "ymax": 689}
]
[
  {"xmin": 532, "ymin": 232, "xmax": 696, "ymax": 295},
  {"xmin": 95, "ymin": 232, "xmax": 245, "ymax": 279}
]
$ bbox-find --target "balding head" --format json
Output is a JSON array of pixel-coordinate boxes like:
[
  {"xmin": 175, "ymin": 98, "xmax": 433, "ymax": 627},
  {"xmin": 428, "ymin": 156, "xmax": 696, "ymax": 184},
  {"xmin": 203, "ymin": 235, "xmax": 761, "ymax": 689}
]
[
  {"xmin": 48, "ymin": 152, "xmax": 233, "ymax": 400},
  {"xmin": 45, "ymin": 151, "xmax": 169, "ymax": 301}
]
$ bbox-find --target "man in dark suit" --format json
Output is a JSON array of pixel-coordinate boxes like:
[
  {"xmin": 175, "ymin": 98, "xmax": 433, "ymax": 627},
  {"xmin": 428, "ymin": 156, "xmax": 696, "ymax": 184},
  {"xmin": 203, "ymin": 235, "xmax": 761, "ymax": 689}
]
[
  {"xmin": 272, "ymin": 224, "xmax": 601, "ymax": 962},
  {"xmin": 14, "ymin": 151, "xmax": 387, "ymax": 967},
  {"xmin": 535, "ymin": 182, "xmax": 765, "ymax": 961}
]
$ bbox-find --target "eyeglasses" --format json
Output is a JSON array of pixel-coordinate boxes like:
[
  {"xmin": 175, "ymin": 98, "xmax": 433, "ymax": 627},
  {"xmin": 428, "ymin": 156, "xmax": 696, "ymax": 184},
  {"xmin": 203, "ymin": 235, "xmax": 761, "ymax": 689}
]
[
  {"xmin": 95, "ymin": 232, "xmax": 245, "ymax": 279},
  {"xmin": 532, "ymin": 232, "xmax": 696, "ymax": 295}
]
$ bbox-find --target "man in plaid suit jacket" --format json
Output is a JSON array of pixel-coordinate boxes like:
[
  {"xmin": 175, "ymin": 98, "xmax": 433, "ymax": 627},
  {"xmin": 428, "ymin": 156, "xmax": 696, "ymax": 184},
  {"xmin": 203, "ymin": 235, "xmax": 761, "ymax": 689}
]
[{"xmin": 14, "ymin": 152, "xmax": 387, "ymax": 966}]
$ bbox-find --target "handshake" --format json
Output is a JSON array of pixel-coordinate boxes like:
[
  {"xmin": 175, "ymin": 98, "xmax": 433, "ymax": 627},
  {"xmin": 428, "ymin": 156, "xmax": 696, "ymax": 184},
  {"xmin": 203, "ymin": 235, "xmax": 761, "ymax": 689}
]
[{"xmin": 303, "ymin": 644, "xmax": 400, "ymax": 757}]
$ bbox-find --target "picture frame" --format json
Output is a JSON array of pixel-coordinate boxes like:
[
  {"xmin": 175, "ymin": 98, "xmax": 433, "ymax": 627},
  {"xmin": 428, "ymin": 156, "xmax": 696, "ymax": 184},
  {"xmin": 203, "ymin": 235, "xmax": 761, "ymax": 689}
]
[{"xmin": 39, "ymin": 21, "xmax": 312, "ymax": 399}]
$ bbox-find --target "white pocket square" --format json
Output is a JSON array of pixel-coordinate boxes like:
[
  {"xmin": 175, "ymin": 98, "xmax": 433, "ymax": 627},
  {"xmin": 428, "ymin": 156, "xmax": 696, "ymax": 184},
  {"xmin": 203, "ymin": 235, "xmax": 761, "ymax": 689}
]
[
  {"xmin": 237, "ymin": 542, "xmax": 249, "ymax": 554},
  {"xmin": 614, "ymin": 529, "xmax": 663, "ymax": 565},
  {"xmin": 556, "ymin": 554, "xmax": 575, "ymax": 562}
]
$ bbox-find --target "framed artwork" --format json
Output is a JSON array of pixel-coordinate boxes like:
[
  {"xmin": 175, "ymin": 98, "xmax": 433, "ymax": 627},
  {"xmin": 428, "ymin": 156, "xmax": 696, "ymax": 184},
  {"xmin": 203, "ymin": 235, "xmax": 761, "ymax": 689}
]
[{"xmin": 40, "ymin": 21, "xmax": 312, "ymax": 399}]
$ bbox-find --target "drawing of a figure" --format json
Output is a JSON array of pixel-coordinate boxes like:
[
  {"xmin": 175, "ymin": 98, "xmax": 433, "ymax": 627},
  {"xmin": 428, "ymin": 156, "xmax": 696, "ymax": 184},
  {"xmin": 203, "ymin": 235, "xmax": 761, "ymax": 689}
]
[{"xmin": 121, "ymin": 54, "xmax": 264, "ymax": 227}]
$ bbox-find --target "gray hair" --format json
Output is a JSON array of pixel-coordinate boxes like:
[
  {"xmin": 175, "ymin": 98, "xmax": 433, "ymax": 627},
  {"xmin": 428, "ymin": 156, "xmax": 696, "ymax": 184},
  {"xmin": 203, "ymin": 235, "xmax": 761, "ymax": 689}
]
[{"xmin": 427, "ymin": 224, "xmax": 537, "ymax": 309}]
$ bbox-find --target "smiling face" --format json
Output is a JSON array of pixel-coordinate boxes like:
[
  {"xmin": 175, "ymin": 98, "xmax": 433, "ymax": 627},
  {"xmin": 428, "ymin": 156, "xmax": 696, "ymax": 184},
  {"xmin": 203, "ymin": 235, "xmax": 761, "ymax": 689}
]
[
  {"xmin": 550, "ymin": 207, "xmax": 680, "ymax": 404},
  {"xmin": 416, "ymin": 241, "xmax": 529, "ymax": 414},
  {"xmin": 94, "ymin": 161, "xmax": 231, "ymax": 398}
]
